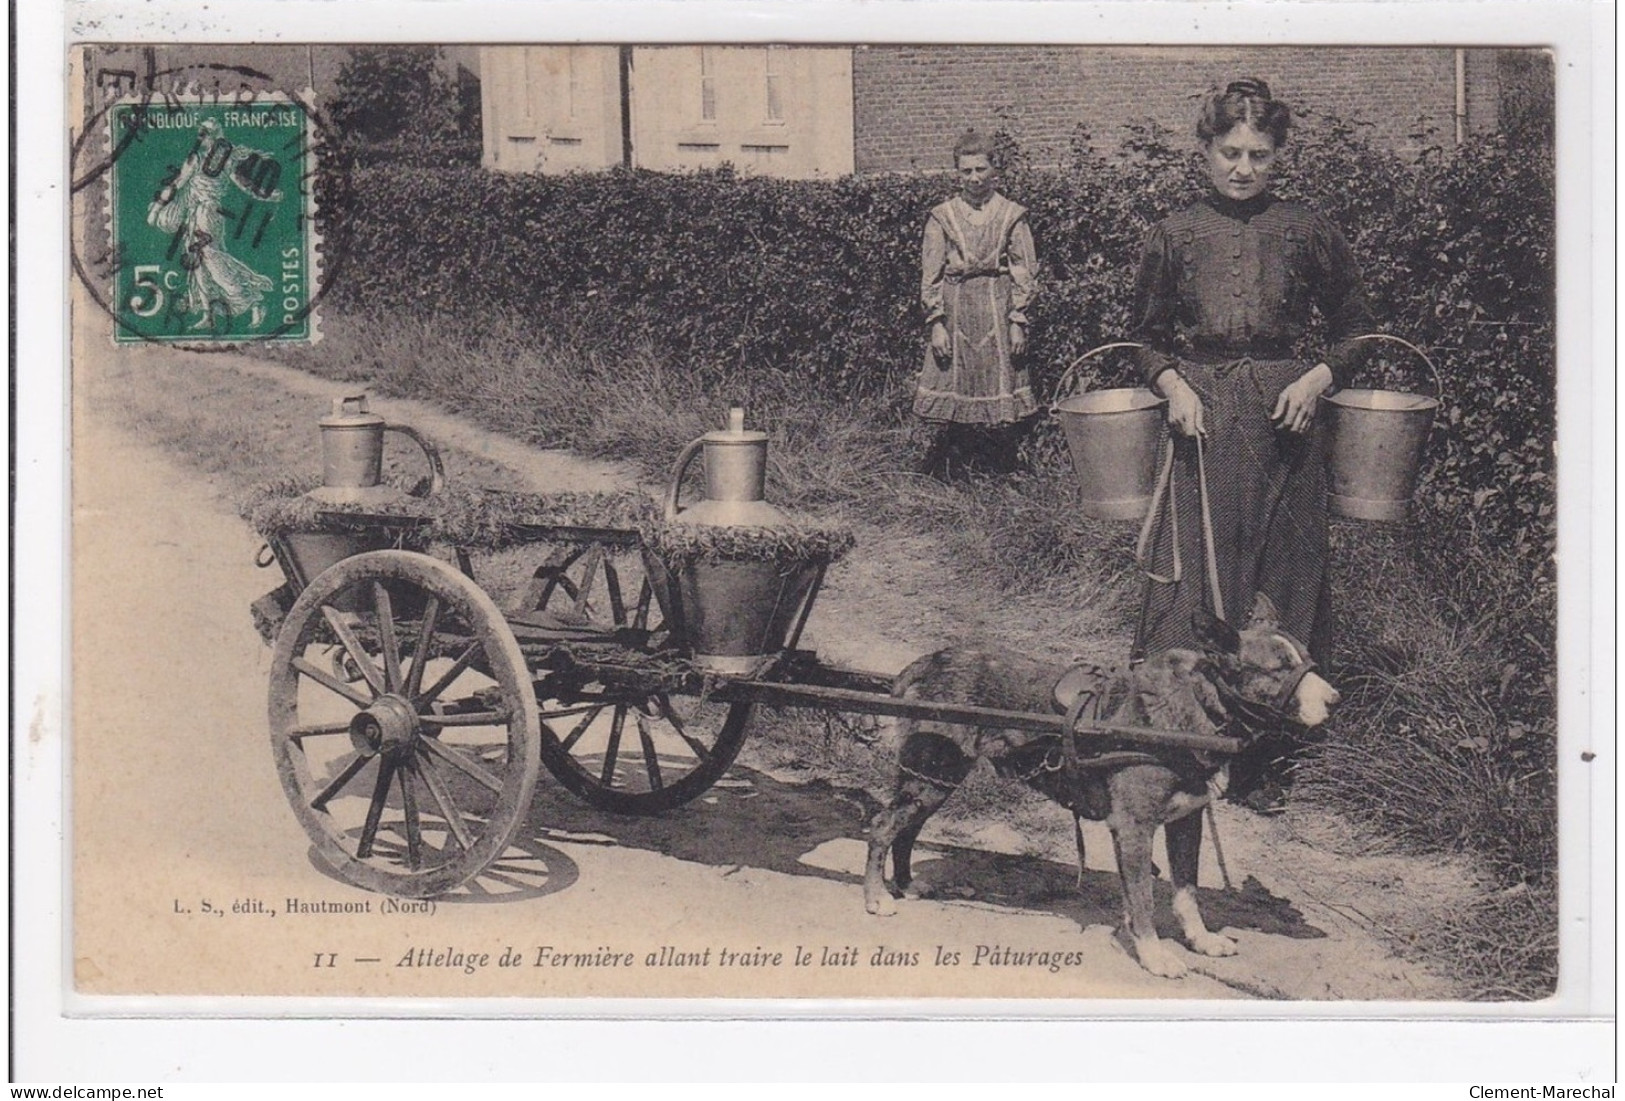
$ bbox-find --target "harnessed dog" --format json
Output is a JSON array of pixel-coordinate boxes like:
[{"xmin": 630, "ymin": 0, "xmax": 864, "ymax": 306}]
[{"xmin": 862, "ymin": 593, "xmax": 1337, "ymax": 978}]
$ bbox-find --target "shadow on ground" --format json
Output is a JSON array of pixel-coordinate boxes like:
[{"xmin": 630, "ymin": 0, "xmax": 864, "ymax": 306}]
[
  {"xmin": 524, "ymin": 763, "xmax": 1324, "ymax": 942},
  {"xmin": 305, "ymin": 835, "xmax": 582, "ymax": 904}
]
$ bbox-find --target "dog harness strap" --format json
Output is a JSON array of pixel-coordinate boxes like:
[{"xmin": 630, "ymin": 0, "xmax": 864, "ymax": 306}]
[
  {"xmin": 1138, "ymin": 436, "xmax": 1223, "ymax": 618},
  {"xmin": 1135, "ymin": 438, "xmax": 1181, "ymax": 585},
  {"xmin": 1072, "ymin": 814, "xmax": 1088, "ymax": 891},
  {"xmin": 1211, "ymin": 654, "xmax": 1317, "ymax": 731},
  {"xmin": 1059, "ymin": 689, "xmax": 1093, "ymax": 785},
  {"xmin": 1271, "ymin": 657, "xmax": 1318, "ymax": 715},
  {"xmin": 1195, "ymin": 434, "xmax": 1227, "ymax": 623},
  {"xmin": 1059, "ymin": 689, "xmax": 1097, "ymax": 889}
]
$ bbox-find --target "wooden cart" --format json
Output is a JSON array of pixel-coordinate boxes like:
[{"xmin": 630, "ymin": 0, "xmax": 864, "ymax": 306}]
[{"xmin": 256, "ymin": 508, "xmax": 1240, "ymax": 898}]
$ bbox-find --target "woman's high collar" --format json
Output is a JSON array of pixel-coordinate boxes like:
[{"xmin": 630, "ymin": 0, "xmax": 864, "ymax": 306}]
[{"xmin": 1204, "ymin": 190, "xmax": 1276, "ymax": 222}]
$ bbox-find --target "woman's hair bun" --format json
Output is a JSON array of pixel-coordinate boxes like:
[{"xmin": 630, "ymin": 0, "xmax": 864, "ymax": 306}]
[{"xmin": 1199, "ymin": 77, "xmax": 1291, "ymax": 144}]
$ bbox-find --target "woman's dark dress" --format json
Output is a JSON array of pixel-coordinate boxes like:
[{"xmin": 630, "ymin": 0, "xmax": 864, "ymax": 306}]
[{"xmin": 1130, "ymin": 191, "xmax": 1375, "ymax": 662}]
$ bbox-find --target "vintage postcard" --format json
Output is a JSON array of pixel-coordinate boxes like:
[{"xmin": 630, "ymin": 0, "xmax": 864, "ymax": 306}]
[{"xmin": 26, "ymin": 0, "xmax": 1612, "ymax": 1080}]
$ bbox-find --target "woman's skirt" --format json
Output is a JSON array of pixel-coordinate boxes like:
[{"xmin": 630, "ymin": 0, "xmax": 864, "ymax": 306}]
[{"xmin": 1133, "ymin": 357, "xmax": 1332, "ymax": 660}]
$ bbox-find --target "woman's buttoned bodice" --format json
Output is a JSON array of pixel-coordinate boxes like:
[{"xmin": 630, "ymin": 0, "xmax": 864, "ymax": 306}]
[{"xmin": 1131, "ymin": 193, "xmax": 1374, "ymax": 387}]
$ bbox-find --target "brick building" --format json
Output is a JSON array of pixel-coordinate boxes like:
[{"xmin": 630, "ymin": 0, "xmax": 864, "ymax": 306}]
[
  {"xmin": 479, "ymin": 45, "xmax": 1533, "ymax": 177},
  {"xmin": 72, "ymin": 44, "xmax": 1537, "ymax": 180},
  {"xmin": 852, "ymin": 46, "xmax": 1507, "ymax": 171}
]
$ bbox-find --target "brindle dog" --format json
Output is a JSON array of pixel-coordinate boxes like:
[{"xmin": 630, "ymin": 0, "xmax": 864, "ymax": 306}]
[{"xmin": 862, "ymin": 593, "xmax": 1340, "ymax": 978}]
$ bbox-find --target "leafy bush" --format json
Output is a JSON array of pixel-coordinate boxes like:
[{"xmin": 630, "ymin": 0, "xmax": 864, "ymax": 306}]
[
  {"xmin": 329, "ymin": 46, "xmax": 470, "ymax": 146},
  {"xmin": 320, "ymin": 119, "xmax": 1552, "ymax": 564},
  {"xmin": 345, "ymin": 138, "xmax": 483, "ymax": 168}
]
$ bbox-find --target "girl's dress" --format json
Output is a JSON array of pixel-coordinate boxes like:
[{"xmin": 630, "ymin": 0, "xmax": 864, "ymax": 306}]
[{"xmin": 914, "ymin": 192, "xmax": 1039, "ymax": 425}]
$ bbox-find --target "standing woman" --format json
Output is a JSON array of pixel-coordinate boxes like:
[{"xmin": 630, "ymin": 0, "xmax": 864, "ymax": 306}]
[
  {"xmin": 1131, "ymin": 80, "xmax": 1374, "ymax": 696},
  {"xmin": 914, "ymin": 129, "xmax": 1039, "ymax": 478}
]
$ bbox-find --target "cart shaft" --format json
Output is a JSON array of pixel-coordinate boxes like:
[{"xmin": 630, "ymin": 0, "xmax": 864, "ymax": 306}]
[{"xmin": 713, "ymin": 680, "xmax": 1243, "ymax": 755}]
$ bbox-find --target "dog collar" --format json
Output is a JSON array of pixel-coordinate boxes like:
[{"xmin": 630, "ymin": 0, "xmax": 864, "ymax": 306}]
[
  {"xmin": 1211, "ymin": 655, "xmax": 1318, "ymax": 733},
  {"xmin": 1271, "ymin": 658, "xmax": 1318, "ymax": 718}
]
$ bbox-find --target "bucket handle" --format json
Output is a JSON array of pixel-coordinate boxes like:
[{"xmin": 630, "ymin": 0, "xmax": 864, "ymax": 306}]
[
  {"xmin": 1048, "ymin": 341, "xmax": 1148, "ymax": 411},
  {"xmin": 1343, "ymin": 334, "xmax": 1442, "ymax": 400}
]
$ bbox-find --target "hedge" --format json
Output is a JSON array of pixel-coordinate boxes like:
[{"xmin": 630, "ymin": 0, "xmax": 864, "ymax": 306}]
[{"xmin": 319, "ymin": 118, "xmax": 1554, "ymax": 571}]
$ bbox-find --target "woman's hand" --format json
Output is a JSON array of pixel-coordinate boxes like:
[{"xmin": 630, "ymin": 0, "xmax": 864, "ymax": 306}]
[
  {"xmin": 1272, "ymin": 363, "xmax": 1335, "ymax": 434},
  {"xmin": 930, "ymin": 321, "xmax": 951, "ymax": 361},
  {"xmin": 1156, "ymin": 370, "xmax": 1206, "ymax": 437},
  {"xmin": 1009, "ymin": 322, "xmax": 1027, "ymax": 357}
]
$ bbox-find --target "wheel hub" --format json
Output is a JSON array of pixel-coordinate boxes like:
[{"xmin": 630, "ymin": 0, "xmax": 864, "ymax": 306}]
[{"xmin": 349, "ymin": 695, "xmax": 421, "ymax": 756}]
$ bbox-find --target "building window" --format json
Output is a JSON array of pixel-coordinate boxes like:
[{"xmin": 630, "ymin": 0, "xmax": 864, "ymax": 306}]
[
  {"xmin": 564, "ymin": 46, "xmax": 586, "ymax": 120},
  {"xmin": 764, "ymin": 47, "xmax": 785, "ymax": 123},
  {"xmin": 520, "ymin": 49, "xmax": 533, "ymax": 122},
  {"xmin": 742, "ymin": 142, "xmax": 790, "ymax": 167},
  {"xmin": 699, "ymin": 46, "xmax": 718, "ymax": 122}
]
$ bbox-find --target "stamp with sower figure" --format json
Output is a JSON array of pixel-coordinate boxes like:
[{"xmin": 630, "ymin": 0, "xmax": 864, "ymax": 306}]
[{"xmin": 107, "ymin": 92, "xmax": 319, "ymax": 343}]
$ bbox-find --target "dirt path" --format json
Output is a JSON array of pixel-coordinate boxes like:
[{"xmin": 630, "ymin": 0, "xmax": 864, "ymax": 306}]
[{"xmin": 73, "ymin": 323, "xmax": 1472, "ymax": 1001}]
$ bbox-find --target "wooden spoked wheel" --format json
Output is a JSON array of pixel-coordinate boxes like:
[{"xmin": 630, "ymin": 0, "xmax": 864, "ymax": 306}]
[
  {"xmin": 538, "ymin": 686, "xmax": 755, "ymax": 816},
  {"xmin": 268, "ymin": 551, "xmax": 540, "ymax": 897},
  {"xmin": 523, "ymin": 544, "xmax": 755, "ymax": 814}
]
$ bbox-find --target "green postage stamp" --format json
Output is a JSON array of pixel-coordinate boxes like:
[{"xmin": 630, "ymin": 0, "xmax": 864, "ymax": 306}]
[{"xmin": 106, "ymin": 93, "xmax": 319, "ymax": 343}]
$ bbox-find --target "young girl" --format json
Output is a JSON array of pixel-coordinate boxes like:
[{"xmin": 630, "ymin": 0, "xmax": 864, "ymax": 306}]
[{"xmin": 914, "ymin": 129, "xmax": 1039, "ymax": 478}]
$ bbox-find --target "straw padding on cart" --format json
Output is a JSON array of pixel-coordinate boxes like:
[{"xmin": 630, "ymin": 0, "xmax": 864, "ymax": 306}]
[
  {"xmin": 638, "ymin": 519, "xmax": 856, "ymax": 569},
  {"xmin": 237, "ymin": 476, "xmax": 660, "ymax": 550}
]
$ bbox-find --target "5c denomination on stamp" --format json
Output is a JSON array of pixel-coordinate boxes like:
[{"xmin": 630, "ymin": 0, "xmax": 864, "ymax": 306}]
[{"xmin": 107, "ymin": 93, "xmax": 319, "ymax": 344}]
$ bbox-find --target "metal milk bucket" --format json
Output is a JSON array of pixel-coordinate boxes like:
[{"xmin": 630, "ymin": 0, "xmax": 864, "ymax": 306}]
[
  {"xmin": 662, "ymin": 406, "xmax": 789, "ymax": 529},
  {"xmin": 1050, "ymin": 342, "xmax": 1167, "ymax": 520},
  {"xmin": 655, "ymin": 407, "xmax": 818, "ymax": 675},
  {"xmin": 654, "ymin": 557, "xmax": 824, "ymax": 676},
  {"xmin": 1322, "ymin": 334, "xmax": 1441, "ymax": 522}
]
